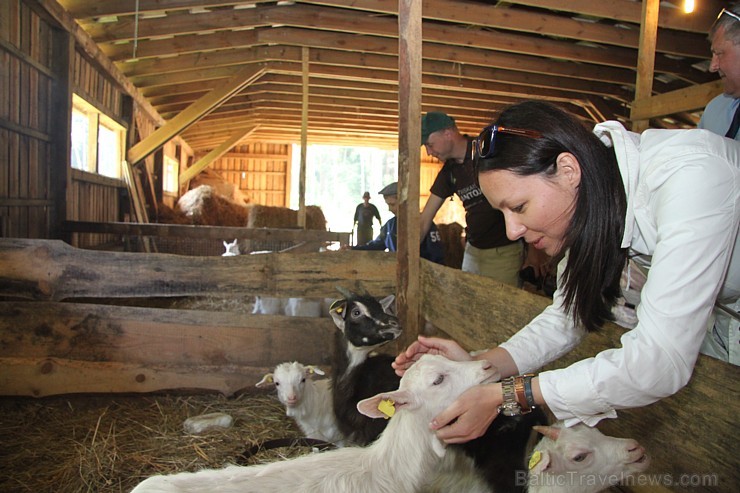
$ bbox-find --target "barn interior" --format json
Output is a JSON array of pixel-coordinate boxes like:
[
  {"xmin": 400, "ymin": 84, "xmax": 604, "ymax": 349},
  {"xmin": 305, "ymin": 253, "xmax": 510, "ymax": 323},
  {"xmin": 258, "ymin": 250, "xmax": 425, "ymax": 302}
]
[{"xmin": 1, "ymin": 0, "xmax": 738, "ymax": 492}]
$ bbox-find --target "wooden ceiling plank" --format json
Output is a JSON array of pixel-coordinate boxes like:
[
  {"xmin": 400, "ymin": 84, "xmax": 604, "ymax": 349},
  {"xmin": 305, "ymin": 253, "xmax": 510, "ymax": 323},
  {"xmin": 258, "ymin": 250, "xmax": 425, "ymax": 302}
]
[
  {"xmin": 127, "ymin": 65, "xmax": 265, "ymax": 164},
  {"xmin": 178, "ymin": 125, "xmax": 259, "ymax": 184}
]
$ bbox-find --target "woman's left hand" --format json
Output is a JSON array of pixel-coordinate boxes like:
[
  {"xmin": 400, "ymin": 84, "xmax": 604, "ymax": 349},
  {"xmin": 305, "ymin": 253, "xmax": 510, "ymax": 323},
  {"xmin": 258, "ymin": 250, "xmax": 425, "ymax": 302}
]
[{"xmin": 430, "ymin": 383, "xmax": 502, "ymax": 444}]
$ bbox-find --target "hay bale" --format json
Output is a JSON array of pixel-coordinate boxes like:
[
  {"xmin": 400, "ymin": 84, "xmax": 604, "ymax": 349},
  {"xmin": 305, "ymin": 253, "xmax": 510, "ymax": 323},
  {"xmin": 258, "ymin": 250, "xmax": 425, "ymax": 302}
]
[
  {"xmin": 176, "ymin": 185, "xmax": 250, "ymax": 227},
  {"xmin": 437, "ymin": 222, "xmax": 465, "ymax": 269},
  {"xmin": 190, "ymin": 168, "xmax": 250, "ymax": 205},
  {"xmin": 246, "ymin": 204, "xmax": 326, "ymax": 231},
  {"xmin": 155, "ymin": 203, "xmax": 192, "ymax": 225}
]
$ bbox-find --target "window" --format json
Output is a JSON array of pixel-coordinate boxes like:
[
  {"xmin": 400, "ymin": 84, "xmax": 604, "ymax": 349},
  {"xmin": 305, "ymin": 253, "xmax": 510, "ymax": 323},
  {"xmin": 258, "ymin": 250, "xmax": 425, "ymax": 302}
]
[
  {"xmin": 70, "ymin": 94, "xmax": 125, "ymax": 179},
  {"xmin": 163, "ymin": 155, "xmax": 179, "ymax": 194}
]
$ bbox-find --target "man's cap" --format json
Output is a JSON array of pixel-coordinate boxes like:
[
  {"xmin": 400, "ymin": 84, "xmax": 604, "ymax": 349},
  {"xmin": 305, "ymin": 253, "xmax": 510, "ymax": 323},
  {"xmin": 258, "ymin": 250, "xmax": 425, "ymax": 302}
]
[
  {"xmin": 378, "ymin": 182, "xmax": 398, "ymax": 196},
  {"xmin": 362, "ymin": 191, "xmax": 370, "ymax": 199},
  {"xmin": 421, "ymin": 112, "xmax": 455, "ymax": 145}
]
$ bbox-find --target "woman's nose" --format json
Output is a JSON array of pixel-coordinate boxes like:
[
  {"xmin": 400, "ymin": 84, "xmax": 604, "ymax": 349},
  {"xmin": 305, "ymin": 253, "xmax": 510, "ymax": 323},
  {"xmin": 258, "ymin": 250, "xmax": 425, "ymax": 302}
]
[{"xmin": 505, "ymin": 215, "xmax": 526, "ymax": 241}]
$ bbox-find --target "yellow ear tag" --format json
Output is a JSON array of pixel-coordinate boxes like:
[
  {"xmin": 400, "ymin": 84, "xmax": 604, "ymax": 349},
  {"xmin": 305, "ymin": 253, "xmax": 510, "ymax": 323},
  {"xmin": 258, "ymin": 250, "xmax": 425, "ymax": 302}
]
[
  {"xmin": 377, "ymin": 399, "xmax": 396, "ymax": 419},
  {"xmin": 528, "ymin": 450, "xmax": 542, "ymax": 470}
]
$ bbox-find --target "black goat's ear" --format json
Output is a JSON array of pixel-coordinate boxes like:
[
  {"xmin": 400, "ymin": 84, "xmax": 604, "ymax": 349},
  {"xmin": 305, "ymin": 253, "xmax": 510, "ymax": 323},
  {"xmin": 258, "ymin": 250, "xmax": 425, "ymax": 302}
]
[{"xmin": 329, "ymin": 299, "xmax": 348, "ymax": 331}]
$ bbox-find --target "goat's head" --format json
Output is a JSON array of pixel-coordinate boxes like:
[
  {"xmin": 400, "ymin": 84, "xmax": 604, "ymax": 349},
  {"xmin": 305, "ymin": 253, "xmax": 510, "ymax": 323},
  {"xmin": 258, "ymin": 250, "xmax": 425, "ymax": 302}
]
[
  {"xmin": 529, "ymin": 423, "xmax": 650, "ymax": 489},
  {"xmin": 357, "ymin": 354, "xmax": 498, "ymax": 457},
  {"xmin": 256, "ymin": 362, "xmax": 325, "ymax": 408},
  {"xmin": 222, "ymin": 238, "xmax": 239, "ymax": 256},
  {"xmin": 329, "ymin": 287, "xmax": 401, "ymax": 349}
]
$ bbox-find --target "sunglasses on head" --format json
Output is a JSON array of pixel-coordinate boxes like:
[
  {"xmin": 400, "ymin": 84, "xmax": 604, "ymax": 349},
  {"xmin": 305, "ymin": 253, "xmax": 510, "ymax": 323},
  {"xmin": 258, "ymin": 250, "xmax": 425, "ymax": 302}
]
[
  {"xmin": 472, "ymin": 125, "xmax": 542, "ymax": 161},
  {"xmin": 718, "ymin": 8, "xmax": 740, "ymax": 22}
]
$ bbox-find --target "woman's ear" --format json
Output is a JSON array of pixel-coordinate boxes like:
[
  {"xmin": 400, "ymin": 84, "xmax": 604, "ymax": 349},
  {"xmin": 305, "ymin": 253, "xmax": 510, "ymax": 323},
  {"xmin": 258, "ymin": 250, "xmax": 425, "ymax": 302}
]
[{"xmin": 555, "ymin": 152, "xmax": 582, "ymax": 189}]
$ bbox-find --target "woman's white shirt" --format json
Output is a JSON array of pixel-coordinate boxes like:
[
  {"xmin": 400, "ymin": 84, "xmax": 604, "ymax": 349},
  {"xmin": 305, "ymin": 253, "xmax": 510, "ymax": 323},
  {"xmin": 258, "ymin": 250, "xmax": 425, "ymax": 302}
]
[{"xmin": 499, "ymin": 123, "xmax": 740, "ymax": 426}]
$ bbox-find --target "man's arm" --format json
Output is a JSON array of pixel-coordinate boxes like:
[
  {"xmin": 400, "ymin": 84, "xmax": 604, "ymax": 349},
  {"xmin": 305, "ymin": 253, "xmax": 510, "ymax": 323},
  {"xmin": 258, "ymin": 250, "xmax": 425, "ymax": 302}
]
[{"xmin": 420, "ymin": 194, "xmax": 445, "ymax": 242}]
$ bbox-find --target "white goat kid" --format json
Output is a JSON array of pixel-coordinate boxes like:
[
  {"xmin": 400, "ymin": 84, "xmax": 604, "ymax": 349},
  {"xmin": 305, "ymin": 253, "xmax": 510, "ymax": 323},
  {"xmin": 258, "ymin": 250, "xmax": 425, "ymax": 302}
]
[
  {"xmin": 130, "ymin": 355, "xmax": 499, "ymax": 493},
  {"xmin": 222, "ymin": 239, "xmax": 239, "ymax": 256},
  {"xmin": 525, "ymin": 423, "xmax": 650, "ymax": 493},
  {"xmin": 255, "ymin": 362, "xmax": 343, "ymax": 445}
]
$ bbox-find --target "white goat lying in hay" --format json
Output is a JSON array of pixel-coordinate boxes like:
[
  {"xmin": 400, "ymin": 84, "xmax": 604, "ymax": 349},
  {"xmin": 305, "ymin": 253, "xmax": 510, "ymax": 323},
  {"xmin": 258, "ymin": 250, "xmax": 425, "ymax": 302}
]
[
  {"xmin": 130, "ymin": 354, "xmax": 498, "ymax": 493},
  {"xmin": 255, "ymin": 362, "xmax": 344, "ymax": 445}
]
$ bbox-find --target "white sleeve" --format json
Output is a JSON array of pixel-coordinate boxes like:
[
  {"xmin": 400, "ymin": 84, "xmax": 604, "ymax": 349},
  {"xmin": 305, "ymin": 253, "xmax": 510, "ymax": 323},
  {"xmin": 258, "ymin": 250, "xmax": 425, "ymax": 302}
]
[{"xmin": 538, "ymin": 152, "xmax": 739, "ymax": 427}]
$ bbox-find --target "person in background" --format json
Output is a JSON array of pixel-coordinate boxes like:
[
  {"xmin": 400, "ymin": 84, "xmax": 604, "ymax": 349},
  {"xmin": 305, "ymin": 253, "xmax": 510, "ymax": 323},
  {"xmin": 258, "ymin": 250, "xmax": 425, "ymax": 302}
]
[
  {"xmin": 353, "ymin": 182, "xmax": 445, "ymax": 264},
  {"xmin": 394, "ymin": 101, "xmax": 738, "ymax": 443},
  {"xmin": 420, "ymin": 112, "xmax": 524, "ymax": 286},
  {"xmin": 699, "ymin": 3, "xmax": 740, "ymax": 141},
  {"xmin": 353, "ymin": 191, "xmax": 381, "ymax": 245},
  {"xmin": 697, "ymin": 3, "xmax": 740, "ymax": 365}
]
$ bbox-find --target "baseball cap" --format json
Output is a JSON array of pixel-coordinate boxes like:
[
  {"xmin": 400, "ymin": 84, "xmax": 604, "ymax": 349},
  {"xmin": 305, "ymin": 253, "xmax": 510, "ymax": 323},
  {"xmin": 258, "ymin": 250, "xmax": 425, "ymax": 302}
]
[
  {"xmin": 378, "ymin": 182, "xmax": 398, "ymax": 196},
  {"xmin": 362, "ymin": 191, "xmax": 370, "ymax": 199},
  {"xmin": 421, "ymin": 112, "xmax": 455, "ymax": 145}
]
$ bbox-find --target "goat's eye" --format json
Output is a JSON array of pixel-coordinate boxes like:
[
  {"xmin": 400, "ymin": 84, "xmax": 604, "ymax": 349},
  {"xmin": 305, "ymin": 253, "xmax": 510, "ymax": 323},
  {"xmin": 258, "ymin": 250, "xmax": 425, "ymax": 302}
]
[
  {"xmin": 351, "ymin": 308, "xmax": 362, "ymax": 318},
  {"xmin": 433, "ymin": 374, "xmax": 445, "ymax": 385},
  {"xmin": 573, "ymin": 453, "xmax": 588, "ymax": 462}
]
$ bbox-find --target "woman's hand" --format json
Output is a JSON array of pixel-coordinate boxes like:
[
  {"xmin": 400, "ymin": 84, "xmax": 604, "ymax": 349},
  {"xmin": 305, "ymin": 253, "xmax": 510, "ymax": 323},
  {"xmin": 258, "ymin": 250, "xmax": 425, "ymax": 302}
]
[
  {"xmin": 431, "ymin": 383, "xmax": 502, "ymax": 444},
  {"xmin": 392, "ymin": 336, "xmax": 471, "ymax": 376}
]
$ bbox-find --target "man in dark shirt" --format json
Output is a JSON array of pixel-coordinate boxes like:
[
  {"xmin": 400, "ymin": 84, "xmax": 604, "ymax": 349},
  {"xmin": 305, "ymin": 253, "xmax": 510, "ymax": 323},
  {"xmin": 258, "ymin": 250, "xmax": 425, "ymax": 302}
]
[
  {"xmin": 353, "ymin": 182, "xmax": 445, "ymax": 265},
  {"xmin": 353, "ymin": 191, "xmax": 382, "ymax": 245},
  {"xmin": 420, "ymin": 111, "xmax": 522, "ymax": 285}
]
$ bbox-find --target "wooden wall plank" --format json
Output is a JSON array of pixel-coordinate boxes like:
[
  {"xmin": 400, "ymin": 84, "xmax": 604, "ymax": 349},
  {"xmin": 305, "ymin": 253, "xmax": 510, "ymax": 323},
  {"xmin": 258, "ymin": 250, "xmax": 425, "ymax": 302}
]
[
  {"xmin": 0, "ymin": 356, "xmax": 271, "ymax": 397},
  {"xmin": 0, "ymin": 301, "xmax": 335, "ymax": 370},
  {"xmin": 0, "ymin": 238, "xmax": 396, "ymax": 301}
]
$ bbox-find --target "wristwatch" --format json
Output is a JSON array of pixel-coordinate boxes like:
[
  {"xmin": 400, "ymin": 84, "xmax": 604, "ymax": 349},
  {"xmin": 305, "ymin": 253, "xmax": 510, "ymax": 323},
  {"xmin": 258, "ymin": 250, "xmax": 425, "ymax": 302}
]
[
  {"xmin": 498, "ymin": 375, "xmax": 535, "ymax": 416},
  {"xmin": 498, "ymin": 377, "xmax": 522, "ymax": 416}
]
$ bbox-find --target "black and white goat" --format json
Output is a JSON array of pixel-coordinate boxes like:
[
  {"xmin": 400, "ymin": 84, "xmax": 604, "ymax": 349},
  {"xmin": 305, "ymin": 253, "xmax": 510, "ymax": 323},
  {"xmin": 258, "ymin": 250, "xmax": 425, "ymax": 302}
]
[
  {"xmin": 328, "ymin": 287, "xmax": 401, "ymax": 446},
  {"xmin": 255, "ymin": 362, "xmax": 344, "ymax": 446},
  {"xmin": 129, "ymin": 355, "xmax": 499, "ymax": 493},
  {"xmin": 328, "ymin": 287, "xmax": 546, "ymax": 490}
]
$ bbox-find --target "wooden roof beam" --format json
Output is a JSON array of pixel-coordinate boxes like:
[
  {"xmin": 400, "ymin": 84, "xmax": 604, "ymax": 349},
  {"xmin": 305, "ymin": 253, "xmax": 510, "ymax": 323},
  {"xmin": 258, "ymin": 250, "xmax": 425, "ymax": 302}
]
[
  {"xmin": 127, "ymin": 65, "xmax": 265, "ymax": 165},
  {"xmin": 178, "ymin": 125, "xmax": 259, "ymax": 184}
]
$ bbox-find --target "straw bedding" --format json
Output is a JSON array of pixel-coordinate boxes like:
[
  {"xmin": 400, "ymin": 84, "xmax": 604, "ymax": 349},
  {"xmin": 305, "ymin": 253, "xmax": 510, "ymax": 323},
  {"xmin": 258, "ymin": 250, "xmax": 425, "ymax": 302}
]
[{"xmin": 0, "ymin": 391, "xmax": 313, "ymax": 493}]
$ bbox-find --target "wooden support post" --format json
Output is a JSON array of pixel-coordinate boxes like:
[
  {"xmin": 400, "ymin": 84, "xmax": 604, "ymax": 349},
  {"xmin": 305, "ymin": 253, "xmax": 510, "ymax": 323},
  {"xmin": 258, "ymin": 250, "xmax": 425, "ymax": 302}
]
[
  {"xmin": 298, "ymin": 47, "xmax": 309, "ymax": 229},
  {"xmin": 397, "ymin": 0, "xmax": 423, "ymax": 346},
  {"xmin": 49, "ymin": 27, "xmax": 73, "ymax": 241},
  {"xmin": 179, "ymin": 125, "xmax": 259, "ymax": 184},
  {"xmin": 630, "ymin": 0, "xmax": 660, "ymax": 133},
  {"xmin": 127, "ymin": 66, "xmax": 265, "ymax": 166}
]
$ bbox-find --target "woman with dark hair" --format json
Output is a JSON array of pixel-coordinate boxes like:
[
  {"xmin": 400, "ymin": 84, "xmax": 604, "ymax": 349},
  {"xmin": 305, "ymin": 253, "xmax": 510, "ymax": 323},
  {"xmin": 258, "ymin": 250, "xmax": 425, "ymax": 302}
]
[{"xmin": 394, "ymin": 101, "xmax": 739, "ymax": 441}]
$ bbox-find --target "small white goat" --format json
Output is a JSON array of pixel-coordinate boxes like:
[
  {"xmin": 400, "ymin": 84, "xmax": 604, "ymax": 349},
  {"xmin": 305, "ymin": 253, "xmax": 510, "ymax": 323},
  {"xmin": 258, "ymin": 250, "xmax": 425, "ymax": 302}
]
[
  {"xmin": 524, "ymin": 422, "xmax": 650, "ymax": 493},
  {"xmin": 222, "ymin": 239, "xmax": 240, "ymax": 256},
  {"xmin": 422, "ymin": 422, "xmax": 650, "ymax": 493},
  {"xmin": 255, "ymin": 362, "xmax": 343, "ymax": 445},
  {"xmin": 130, "ymin": 355, "xmax": 499, "ymax": 493}
]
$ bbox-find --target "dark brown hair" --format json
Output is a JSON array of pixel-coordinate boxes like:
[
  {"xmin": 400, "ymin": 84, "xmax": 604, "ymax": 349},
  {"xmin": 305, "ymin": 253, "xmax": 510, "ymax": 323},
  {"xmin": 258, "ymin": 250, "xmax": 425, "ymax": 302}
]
[{"xmin": 477, "ymin": 101, "xmax": 627, "ymax": 332}]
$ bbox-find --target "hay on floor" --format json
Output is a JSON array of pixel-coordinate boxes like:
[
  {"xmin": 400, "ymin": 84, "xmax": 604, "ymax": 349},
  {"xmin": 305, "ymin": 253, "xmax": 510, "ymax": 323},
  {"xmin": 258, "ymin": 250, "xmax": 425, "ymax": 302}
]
[{"xmin": 0, "ymin": 391, "xmax": 314, "ymax": 493}]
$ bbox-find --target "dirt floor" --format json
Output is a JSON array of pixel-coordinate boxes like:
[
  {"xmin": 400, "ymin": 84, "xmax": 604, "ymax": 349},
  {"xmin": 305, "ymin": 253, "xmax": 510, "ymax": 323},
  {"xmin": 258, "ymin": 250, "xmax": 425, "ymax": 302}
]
[{"xmin": 0, "ymin": 390, "xmax": 312, "ymax": 493}]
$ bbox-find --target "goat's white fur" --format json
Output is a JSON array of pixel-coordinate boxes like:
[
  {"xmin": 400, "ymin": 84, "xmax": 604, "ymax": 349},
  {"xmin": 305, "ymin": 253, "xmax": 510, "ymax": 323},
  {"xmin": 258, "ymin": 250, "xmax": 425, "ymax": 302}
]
[
  {"xmin": 130, "ymin": 355, "xmax": 497, "ymax": 493},
  {"xmin": 222, "ymin": 239, "xmax": 239, "ymax": 256},
  {"xmin": 255, "ymin": 362, "xmax": 343, "ymax": 445}
]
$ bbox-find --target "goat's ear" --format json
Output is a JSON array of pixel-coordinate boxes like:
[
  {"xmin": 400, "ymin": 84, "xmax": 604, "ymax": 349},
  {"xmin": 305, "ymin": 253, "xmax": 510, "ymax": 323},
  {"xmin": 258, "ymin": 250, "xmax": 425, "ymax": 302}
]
[
  {"xmin": 357, "ymin": 390, "xmax": 415, "ymax": 419},
  {"xmin": 329, "ymin": 299, "xmax": 348, "ymax": 330},
  {"xmin": 379, "ymin": 294, "xmax": 396, "ymax": 315},
  {"xmin": 305, "ymin": 365, "xmax": 325, "ymax": 376},
  {"xmin": 255, "ymin": 373, "xmax": 274, "ymax": 388},
  {"xmin": 528, "ymin": 449, "xmax": 551, "ymax": 475}
]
